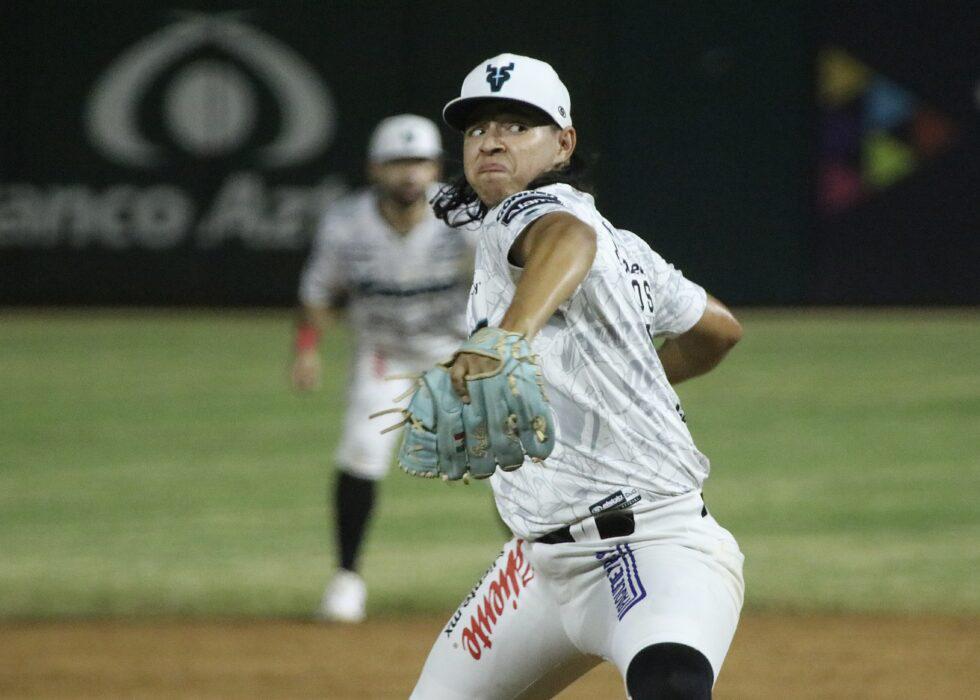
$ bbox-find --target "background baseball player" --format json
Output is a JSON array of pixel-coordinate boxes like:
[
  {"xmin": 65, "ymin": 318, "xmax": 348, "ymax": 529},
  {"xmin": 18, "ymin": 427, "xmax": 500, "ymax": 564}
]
[
  {"xmin": 292, "ymin": 114, "xmax": 475, "ymax": 622},
  {"xmin": 400, "ymin": 55, "xmax": 746, "ymax": 698}
]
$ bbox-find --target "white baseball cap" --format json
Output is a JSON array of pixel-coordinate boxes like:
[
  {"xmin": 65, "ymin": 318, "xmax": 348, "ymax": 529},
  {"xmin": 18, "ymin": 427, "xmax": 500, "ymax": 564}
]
[
  {"xmin": 443, "ymin": 53, "xmax": 572, "ymax": 132},
  {"xmin": 368, "ymin": 114, "xmax": 442, "ymax": 163}
]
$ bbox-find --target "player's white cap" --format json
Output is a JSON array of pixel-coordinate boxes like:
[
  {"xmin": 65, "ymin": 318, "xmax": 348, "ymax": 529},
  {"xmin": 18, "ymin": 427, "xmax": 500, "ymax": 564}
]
[
  {"xmin": 368, "ymin": 114, "xmax": 442, "ymax": 163},
  {"xmin": 443, "ymin": 53, "xmax": 572, "ymax": 132}
]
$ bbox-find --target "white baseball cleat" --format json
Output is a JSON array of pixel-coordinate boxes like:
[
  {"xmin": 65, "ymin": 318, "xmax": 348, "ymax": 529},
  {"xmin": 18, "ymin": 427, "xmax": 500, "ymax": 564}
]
[{"xmin": 316, "ymin": 569, "xmax": 367, "ymax": 623}]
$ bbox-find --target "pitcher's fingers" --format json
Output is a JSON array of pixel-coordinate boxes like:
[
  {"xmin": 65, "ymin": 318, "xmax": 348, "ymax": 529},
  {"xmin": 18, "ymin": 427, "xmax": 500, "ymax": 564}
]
[{"xmin": 450, "ymin": 361, "xmax": 470, "ymax": 403}]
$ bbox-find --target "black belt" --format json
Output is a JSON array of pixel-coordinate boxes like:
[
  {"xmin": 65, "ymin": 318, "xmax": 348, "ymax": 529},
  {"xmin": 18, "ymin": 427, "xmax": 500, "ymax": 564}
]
[{"xmin": 536, "ymin": 509, "xmax": 635, "ymax": 545}]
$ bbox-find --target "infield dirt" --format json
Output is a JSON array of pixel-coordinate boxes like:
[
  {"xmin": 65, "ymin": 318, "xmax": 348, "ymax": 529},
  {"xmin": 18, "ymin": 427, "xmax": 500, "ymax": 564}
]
[{"xmin": 1, "ymin": 613, "xmax": 976, "ymax": 698}]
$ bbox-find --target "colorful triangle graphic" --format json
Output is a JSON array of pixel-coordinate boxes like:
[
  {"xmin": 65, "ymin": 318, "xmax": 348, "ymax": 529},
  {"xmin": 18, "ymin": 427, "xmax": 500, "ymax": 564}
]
[{"xmin": 816, "ymin": 47, "xmax": 958, "ymax": 215}]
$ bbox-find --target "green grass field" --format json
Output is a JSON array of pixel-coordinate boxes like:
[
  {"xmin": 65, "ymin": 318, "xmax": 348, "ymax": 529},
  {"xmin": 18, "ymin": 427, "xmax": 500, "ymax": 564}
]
[{"xmin": 1, "ymin": 309, "xmax": 977, "ymax": 618}]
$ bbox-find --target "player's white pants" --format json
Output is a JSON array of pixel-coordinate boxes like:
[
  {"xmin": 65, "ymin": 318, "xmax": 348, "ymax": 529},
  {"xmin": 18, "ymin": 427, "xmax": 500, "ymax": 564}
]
[
  {"xmin": 411, "ymin": 491, "xmax": 744, "ymax": 699},
  {"xmin": 335, "ymin": 348, "xmax": 416, "ymax": 481}
]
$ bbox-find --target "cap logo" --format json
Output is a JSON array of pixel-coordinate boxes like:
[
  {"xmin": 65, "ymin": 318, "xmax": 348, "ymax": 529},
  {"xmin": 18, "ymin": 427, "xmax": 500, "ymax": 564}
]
[{"xmin": 485, "ymin": 62, "xmax": 515, "ymax": 93}]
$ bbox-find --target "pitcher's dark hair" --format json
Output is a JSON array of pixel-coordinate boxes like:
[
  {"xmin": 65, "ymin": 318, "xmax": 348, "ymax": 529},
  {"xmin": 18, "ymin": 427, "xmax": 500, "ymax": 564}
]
[{"xmin": 431, "ymin": 152, "xmax": 593, "ymax": 227}]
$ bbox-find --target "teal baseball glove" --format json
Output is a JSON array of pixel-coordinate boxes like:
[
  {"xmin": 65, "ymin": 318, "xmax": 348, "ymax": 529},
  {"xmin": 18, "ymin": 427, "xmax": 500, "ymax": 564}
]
[
  {"xmin": 394, "ymin": 365, "xmax": 469, "ymax": 480},
  {"xmin": 372, "ymin": 327, "xmax": 555, "ymax": 481},
  {"xmin": 454, "ymin": 327, "xmax": 555, "ymax": 474}
]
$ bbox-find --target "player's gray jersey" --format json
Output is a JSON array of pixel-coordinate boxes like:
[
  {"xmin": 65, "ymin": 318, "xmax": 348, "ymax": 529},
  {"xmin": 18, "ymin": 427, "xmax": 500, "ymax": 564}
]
[
  {"xmin": 300, "ymin": 188, "xmax": 474, "ymax": 360},
  {"xmin": 468, "ymin": 184, "xmax": 710, "ymax": 539}
]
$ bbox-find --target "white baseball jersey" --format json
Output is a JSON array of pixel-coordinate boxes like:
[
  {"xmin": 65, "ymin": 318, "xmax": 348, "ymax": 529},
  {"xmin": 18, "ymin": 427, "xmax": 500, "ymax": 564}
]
[
  {"xmin": 467, "ymin": 184, "xmax": 710, "ymax": 539},
  {"xmin": 300, "ymin": 187, "xmax": 474, "ymax": 361}
]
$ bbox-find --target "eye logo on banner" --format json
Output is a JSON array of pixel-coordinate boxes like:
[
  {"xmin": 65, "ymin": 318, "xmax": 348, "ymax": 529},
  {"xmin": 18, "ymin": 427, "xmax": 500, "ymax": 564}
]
[
  {"xmin": 0, "ymin": 13, "xmax": 348, "ymax": 252},
  {"xmin": 85, "ymin": 12, "xmax": 335, "ymax": 167}
]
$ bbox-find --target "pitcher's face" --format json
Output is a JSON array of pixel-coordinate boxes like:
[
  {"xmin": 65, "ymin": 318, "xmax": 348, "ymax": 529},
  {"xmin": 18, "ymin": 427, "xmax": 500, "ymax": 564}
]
[{"xmin": 462, "ymin": 105, "xmax": 576, "ymax": 207}]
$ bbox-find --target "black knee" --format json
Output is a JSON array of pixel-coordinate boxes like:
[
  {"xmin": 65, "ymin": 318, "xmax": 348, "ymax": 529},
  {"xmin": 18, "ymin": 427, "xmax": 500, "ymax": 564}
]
[{"xmin": 626, "ymin": 642, "xmax": 714, "ymax": 699}]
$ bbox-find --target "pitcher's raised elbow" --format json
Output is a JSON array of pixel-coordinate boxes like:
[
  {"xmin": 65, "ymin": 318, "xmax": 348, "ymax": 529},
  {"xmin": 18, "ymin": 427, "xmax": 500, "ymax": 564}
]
[
  {"xmin": 710, "ymin": 311, "xmax": 742, "ymax": 354},
  {"xmin": 724, "ymin": 316, "xmax": 743, "ymax": 349}
]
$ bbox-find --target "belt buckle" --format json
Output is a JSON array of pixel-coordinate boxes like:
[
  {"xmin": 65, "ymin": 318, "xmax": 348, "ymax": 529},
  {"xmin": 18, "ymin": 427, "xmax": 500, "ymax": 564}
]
[
  {"xmin": 594, "ymin": 509, "xmax": 635, "ymax": 540},
  {"xmin": 536, "ymin": 524, "xmax": 573, "ymax": 545},
  {"xmin": 537, "ymin": 508, "xmax": 635, "ymax": 545}
]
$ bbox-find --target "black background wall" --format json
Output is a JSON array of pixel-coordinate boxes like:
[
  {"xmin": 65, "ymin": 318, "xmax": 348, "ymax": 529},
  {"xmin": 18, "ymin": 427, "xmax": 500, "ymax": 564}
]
[
  {"xmin": 0, "ymin": 1, "xmax": 975, "ymax": 306},
  {"xmin": 812, "ymin": 2, "xmax": 978, "ymax": 304}
]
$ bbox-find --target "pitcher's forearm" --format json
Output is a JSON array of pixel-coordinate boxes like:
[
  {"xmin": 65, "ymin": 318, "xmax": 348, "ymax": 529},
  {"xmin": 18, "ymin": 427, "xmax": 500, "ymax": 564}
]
[
  {"xmin": 500, "ymin": 213, "xmax": 596, "ymax": 339},
  {"xmin": 657, "ymin": 295, "xmax": 741, "ymax": 383}
]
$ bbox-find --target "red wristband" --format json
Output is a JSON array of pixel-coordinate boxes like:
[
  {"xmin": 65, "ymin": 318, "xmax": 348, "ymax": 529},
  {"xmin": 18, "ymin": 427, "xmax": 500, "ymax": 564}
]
[{"xmin": 295, "ymin": 324, "xmax": 320, "ymax": 352}]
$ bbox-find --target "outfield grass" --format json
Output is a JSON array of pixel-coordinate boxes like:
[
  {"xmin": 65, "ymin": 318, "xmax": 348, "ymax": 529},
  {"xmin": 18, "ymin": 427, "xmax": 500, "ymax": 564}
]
[{"xmin": 0, "ymin": 309, "xmax": 977, "ymax": 618}]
